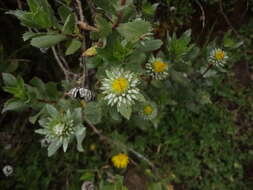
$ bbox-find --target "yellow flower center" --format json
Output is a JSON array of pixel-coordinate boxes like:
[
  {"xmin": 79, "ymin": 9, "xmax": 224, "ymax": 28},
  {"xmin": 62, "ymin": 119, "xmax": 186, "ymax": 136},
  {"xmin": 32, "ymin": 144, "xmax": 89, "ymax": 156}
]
[
  {"xmin": 111, "ymin": 153, "xmax": 129, "ymax": 169},
  {"xmin": 215, "ymin": 50, "xmax": 225, "ymax": 60},
  {"xmin": 144, "ymin": 105, "xmax": 153, "ymax": 115},
  {"xmin": 153, "ymin": 60, "xmax": 168, "ymax": 73},
  {"xmin": 89, "ymin": 144, "xmax": 96, "ymax": 151},
  {"xmin": 111, "ymin": 77, "xmax": 129, "ymax": 94}
]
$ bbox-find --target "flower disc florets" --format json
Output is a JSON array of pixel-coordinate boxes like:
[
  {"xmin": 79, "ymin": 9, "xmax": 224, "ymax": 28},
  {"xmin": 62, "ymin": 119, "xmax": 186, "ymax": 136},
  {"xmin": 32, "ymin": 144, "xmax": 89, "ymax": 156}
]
[
  {"xmin": 43, "ymin": 117, "xmax": 75, "ymax": 142},
  {"xmin": 146, "ymin": 57, "xmax": 169, "ymax": 80},
  {"xmin": 101, "ymin": 68, "xmax": 141, "ymax": 107},
  {"xmin": 111, "ymin": 153, "xmax": 129, "ymax": 169},
  {"xmin": 140, "ymin": 102, "xmax": 158, "ymax": 120},
  {"xmin": 208, "ymin": 48, "xmax": 228, "ymax": 67},
  {"xmin": 52, "ymin": 120, "xmax": 74, "ymax": 137}
]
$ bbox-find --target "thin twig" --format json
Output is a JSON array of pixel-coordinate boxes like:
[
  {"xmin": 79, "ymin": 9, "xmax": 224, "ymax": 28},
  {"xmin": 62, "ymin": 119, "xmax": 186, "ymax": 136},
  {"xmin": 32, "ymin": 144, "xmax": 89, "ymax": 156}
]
[
  {"xmin": 195, "ymin": 0, "xmax": 205, "ymax": 30},
  {"xmin": 219, "ymin": 0, "xmax": 241, "ymax": 38},
  {"xmin": 17, "ymin": 0, "xmax": 22, "ymax": 9},
  {"xmin": 84, "ymin": 118, "xmax": 160, "ymax": 177},
  {"xmin": 56, "ymin": 45, "xmax": 70, "ymax": 70},
  {"xmin": 52, "ymin": 46, "xmax": 69, "ymax": 81},
  {"xmin": 200, "ymin": 63, "xmax": 213, "ymax": 78},
  {"xmin": 75, "ymin": 0, "xmax": 88, "ymax": 88},
  {"xmin": 112, "ymin": 0, "xmax": 127, "ymax": 29}
]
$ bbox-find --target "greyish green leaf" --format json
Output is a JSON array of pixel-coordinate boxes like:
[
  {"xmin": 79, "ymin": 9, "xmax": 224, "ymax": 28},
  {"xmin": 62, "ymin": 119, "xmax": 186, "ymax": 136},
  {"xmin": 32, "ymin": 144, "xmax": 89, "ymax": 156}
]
[
  {"xmin": 75, "ymin": 126, "xmax": 86, "ymax": 152},
  {"xmin": 48, "ymin": 140, "xmax": 62, "ymax": 157},
  {"xmin": 117, "ymin": 19, "xmax": 151, "ymax": 42},
  {"xmin": 84, "ymin": 102, "xmax": 102, "ymax": 124},
  {"xmin": 62, "ymin": 138, "xmax": 69, "ymax": 152},
  {"xmin": 2, "ymin": 99, "xmax": 27, "ymax": 113},
  {"xmin": 137, "ymin": 39, "xmax": 163, "ymax": 52},
  {"xmin": 45, "ymin": 104, "xmax": 58, "ymax": 117},
  {"xmin": 2, "ymin": 73, "xmax": 17, "ymax": 86},
  {"xmin": 118, "ymin": 104, "xmax": 132, "ymax": 120},
  {"xmin": 31, "ymin": 34, "xmax": 67, "ymax": 48}
]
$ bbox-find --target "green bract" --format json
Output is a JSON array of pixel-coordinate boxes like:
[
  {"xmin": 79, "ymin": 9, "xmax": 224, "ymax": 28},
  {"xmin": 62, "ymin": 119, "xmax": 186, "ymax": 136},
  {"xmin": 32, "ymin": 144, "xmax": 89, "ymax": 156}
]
[{"xmin": 35, "ymin": 105, "xmax": 86, "ymax": 156}]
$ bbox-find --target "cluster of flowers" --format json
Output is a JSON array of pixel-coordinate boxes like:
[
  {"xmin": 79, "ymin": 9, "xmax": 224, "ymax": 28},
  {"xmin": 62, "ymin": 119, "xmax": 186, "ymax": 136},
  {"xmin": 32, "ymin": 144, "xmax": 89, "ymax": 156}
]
[
  {"xmin": 100, "ymin": 56, "xmax": 168, "ymax": 120},
  {"xmin": 107, "ymin": 49, "xmax": 228, "ymax": 171},
  {"xmin": 100, "ymin": 48, "xmax": 227, "ymax": 120}
]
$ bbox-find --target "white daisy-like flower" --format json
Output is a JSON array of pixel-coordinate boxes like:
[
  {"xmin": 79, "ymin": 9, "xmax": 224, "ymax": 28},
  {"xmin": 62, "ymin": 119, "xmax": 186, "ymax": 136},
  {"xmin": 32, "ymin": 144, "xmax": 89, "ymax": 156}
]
[
  {"xmin": 2, "ymin": 165, "xmax": 13, "ymax": 177},
  {"xmin": 208, "ymin": 48, "xmax": 228, "ymax": 67},
  {"xmin": 139, "ymin": 102, "xmax": 158, "ymax": 120},
  {"xmin": 100, "ymin": 68, "xmax": 142, "ymax": 107},
  {"xmin": 145, "ymin": 56, "xmax": 169, "ymax": 80}
]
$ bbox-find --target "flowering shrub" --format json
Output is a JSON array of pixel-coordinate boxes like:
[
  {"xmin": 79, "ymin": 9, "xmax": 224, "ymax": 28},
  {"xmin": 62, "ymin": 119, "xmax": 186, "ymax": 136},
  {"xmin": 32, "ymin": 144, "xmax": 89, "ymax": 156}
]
[{"xmin": 1, "ymin": 0, "xmax": 252, "ymax": 189}]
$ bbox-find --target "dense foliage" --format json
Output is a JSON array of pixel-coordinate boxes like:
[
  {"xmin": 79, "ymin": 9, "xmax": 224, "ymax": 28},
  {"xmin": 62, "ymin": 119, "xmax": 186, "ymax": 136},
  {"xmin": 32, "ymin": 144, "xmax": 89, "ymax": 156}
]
[{"xmin": 1, "ymin": 0, "xmax": 253, "ymax": 189}]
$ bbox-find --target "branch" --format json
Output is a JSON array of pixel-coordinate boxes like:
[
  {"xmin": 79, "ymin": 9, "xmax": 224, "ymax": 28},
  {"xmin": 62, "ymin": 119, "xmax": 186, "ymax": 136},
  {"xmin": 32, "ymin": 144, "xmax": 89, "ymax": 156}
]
[
  {"xmin": 78, "ymin": 21, "xmax": 98, "ymax": 32},
  {"xmin": 195, "ymin": 0, "xmax": 205, "ymax": 30},
  {"xmin": 75, "ymin": 0, "xmax": 85, "ymax": 23},
  {"xmin": 52, "ymin": 46, "xmax": 69, "ymax": 81}
]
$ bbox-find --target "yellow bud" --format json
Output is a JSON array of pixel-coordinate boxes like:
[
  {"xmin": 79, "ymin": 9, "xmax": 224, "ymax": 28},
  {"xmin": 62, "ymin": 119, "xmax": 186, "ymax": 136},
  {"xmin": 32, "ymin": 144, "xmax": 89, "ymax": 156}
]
[
  {"xmin": 89, "ymin": 144, "xmax": 97, "ymax": 151},
  {"xmin": 82, "ymin": 46, "xmax": 97, "ymax": 57}
]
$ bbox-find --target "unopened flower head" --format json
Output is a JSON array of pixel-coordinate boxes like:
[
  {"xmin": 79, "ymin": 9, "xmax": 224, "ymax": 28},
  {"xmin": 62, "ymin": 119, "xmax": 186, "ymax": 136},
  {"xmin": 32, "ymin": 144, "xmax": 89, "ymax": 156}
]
[
  {"xmin": 111, "ymin": 153, "xmax": 129, "ymax": 169},
  {"xmin": 101, "ymin": 68, "xmax": 141, "ymax": 107},
  {"xmin": 52, "ymin": 120, "xmax": 75, "ymax": 137},
  {"xmin": 140, "ymin": 102, "xmax": 158, "ymax": 120},
  {"xmin": 146, "ymin": 57, "xmax": 169, "ymax": 80},
  {"xmin": 208, "ymin": 48, "xmax": 228, "ymax": 67},
  {"xmin": 2, "ymin": 165, "xmax": 13, "ymax": 177}
]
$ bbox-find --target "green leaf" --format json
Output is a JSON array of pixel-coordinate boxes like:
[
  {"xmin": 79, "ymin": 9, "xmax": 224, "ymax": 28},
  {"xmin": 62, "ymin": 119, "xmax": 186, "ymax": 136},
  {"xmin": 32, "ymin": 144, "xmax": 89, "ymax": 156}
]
[
  {"xmin": 2, "ymin": 73, "xmax": 17, "ymax": 86},
  {"xmin": 93, "ymin": 0, "xmax": 116, "ymax": 15},
  {"xmin": 6, "ymin": 10, "xmax": 40, "ymax": 28},
  {"xmin": 135, "ymin": 93, "xmax": 146, "ymax": 102},
  {"xmin": 27, "ymin": 0, "xmax": 39, "ymax": 13},
  {"xmin": 65, "ymin": 39, "xmax": 82, "ymax": 55},
  {"xmin": 118, "ymin": 104, "xmax": 132, "ymax": 120},
  {"xmin": 62, "ymin": 14, "xmax": 75, "ymax": 34},
  {"xmin": 58, "ymin": 6, "xmax": 72, "ymax": 23},
  {"xmin": 48, "ymin": 140, "xmax": 62, "ymax": 157},
  {"xmin": 75, "ymin": 126, "xmax": 86, "ymax": 152},
  {"xmin": 148, "ymin": 182, "xmax": 163, "ymax": 190},
  {"xmin": 22, "ymin": 31, "xmax": 44, "ymax": 41},
  {"xmin": 45, "ymin": 104, "xmax": 58, "ymax": 117},
  {"xmin": 137, "ymin": 39, "xmax": 163, "ymax": 52},
  {"xmin": 117, "ymin": 19, "xmax": 151, "ymax": 42},
  {"xmin": 62, "ymin": 138, "xmax": 69, "ymax": 152},
  {"xmin": 84, "ymin": 102, "xmax": 102, "ymax": 124},
  {"xmin": 30, "ymin": 34, "xmax": 67, "ymax": 48},
  {"xmin": 2, "ymin": 99, "xmax": 26, "ymax": 113},
  {"xmin": 95, "ymin": 16, "xmax": 112, "ymax": 38},
  {"xmin": 29, "ymin": 108, "xmax": 45, "ymax": 124}
]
